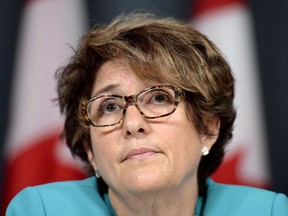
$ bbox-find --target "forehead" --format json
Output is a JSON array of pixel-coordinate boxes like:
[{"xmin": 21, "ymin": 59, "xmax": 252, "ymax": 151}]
[
  {"xmin": 91, "ymin": 60, "xmax": 158, "ymax": 97},
  {"xmin": 95, "ymin": 61, "xmax": 132, "ymax": 82}
]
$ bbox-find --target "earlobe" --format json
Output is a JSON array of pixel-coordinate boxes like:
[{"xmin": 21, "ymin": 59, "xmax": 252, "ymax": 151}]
[
  {"xmin": 204, "ymin": 116, "xmax": 220, "ymax": 136},
  {"xmin": 201, "ymin": 116, "xmax": 220, "ymax": 149},
  {"xmin": 84, "ymin": 141, "xmax": 97, "ymax": 171},
  {"xmin": 87, "ymin": 150, "xmax": 96, "ymax": 169},
  {"xmin": 87, "ymin": 148, "xmax": 102, "ymax": 178}
]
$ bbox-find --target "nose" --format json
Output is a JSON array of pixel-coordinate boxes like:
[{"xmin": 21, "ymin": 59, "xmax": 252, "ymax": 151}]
[{"xmin": 122, "ymin": 105, "xmax": 150, "ymax": 138}]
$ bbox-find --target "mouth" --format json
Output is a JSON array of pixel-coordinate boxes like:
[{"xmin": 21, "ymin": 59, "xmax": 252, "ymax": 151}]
[{"xmin": 124, "ymin": 148, "xmax": 160, "ymax": 161}]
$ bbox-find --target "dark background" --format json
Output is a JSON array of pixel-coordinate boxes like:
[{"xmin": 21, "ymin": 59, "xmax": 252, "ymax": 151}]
[{"xmin": 0, "ymin": 0, "xmax": 287, "ymax": 195}]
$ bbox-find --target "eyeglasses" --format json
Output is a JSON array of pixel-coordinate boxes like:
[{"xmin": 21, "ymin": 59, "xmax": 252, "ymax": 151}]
[{"xmin": 81, "ymin": 85, "xmax": 185, "ymax": 127}]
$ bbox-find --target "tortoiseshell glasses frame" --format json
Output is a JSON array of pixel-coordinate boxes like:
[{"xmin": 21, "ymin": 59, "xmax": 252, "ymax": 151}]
[{"xmin": 81, "ymin": 85, "xmax": 185, "ymax": 128}]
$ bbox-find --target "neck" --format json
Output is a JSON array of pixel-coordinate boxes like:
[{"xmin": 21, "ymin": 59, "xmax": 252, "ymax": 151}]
[{"xmin": 108, "ymin": 178, "xmax": 198, "ymax": 216}]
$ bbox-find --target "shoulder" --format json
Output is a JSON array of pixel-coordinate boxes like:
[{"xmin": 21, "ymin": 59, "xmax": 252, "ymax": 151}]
[
  {"xmin": 203, "ymin": 179, "xmax": 288, "ymax": 216},
  {"xmin": 6, "ymin": 177, "xmax": 112, "ymax": 216}
]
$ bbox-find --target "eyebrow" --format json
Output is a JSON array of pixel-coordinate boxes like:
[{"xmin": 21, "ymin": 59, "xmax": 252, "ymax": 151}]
[{"xmin": 92, "ymin": 84, "xmax": 120, "ymax": 98}]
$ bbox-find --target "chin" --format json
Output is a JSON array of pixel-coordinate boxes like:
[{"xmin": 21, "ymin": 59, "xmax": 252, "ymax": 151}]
[{"xmin": 122, "ymin": 170, "xmax": 172, "ymax": 194}]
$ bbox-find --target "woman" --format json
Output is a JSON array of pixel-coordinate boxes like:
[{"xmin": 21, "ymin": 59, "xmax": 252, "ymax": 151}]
[{"xmin": 7, "ymin": 13, "xmax": 288, "ymax": 215}]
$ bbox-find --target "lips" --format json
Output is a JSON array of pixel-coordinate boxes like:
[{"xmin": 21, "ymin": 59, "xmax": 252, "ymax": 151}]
[{"xmin": 124, "ymin": 148, "xmax": 159, "ymax": 161}]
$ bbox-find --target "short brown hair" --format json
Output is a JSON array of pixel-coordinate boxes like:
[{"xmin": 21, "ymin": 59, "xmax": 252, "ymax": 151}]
[{"xmin": 56, "ymin": 13, "xmax": 236, "ymax": 195}]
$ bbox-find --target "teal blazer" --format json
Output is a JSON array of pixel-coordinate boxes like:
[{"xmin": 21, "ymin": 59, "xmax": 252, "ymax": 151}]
[{"xmin": 6, "ymin": 177, "xmax": 288, "ymax": 215}]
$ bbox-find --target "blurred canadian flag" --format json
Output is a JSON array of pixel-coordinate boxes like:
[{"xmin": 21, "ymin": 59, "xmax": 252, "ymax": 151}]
[
  {"xmin": 2, "ymin": 0, "xmax": 88, "ymax": 213},
  {"xmin": 191, "ymin": 0, "xmax": 270, "ymax": 188}
]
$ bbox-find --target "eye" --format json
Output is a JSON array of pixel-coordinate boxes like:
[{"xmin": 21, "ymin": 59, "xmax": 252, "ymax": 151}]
[
  {"xmin": 99, "ymin": 99, "xmax": 122, "ymax": 115},
  {"xmin": 154, "ymin": 94, "xmax": 167, "ymax": 103},
  {"xmin": 149, "ymin": 90, "xmax": 173, "ymax": 104},
  {"xmin": 104, "ymin": 103, "xmax": 117, "ymax": 112}
]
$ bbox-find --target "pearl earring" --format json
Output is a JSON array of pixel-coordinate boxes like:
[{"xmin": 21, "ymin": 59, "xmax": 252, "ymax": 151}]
[
  {"xmin": 201, "ymin": 146, "xmax": 209, "ymax": 156},
  {"xmin": 95, "ymin": 169, "xmax": 101, "ymax": 178}
]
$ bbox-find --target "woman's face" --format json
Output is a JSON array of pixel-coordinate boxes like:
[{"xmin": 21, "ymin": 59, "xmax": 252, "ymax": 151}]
[{"xmin": 87, "ymin": 60, "xmax": 218, "ymax": 197}]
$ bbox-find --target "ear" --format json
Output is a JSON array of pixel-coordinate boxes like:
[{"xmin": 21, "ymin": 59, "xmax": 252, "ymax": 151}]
[
  {"xmin": 201, "ymin": 116, "xmax": 220, "ymax": 150},
  {"xmin": 84, "ymin": 141, "xmax": 97, "ymax": 171}
]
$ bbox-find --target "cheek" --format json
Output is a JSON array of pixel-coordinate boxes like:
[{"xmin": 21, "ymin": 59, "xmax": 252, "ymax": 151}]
[
  {"xmin": 169, "ymin": 129, "xmax": 202, "ymax": 159},
  {"xmin": 163, "ymin": 118, "xmax": 203, "ymax": 165},
  {"xmin": 89, "ymin": 132, "xmax": 118, "ymax": 167}
]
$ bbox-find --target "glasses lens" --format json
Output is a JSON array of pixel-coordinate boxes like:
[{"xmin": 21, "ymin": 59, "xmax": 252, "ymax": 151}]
[
  {"xmin": 88, "ymin": 96, "xmax": 124, "ymax": 126},
  {"xmin": 138, "ymin": 86, "xmax": 176, "ymax": 118}
]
